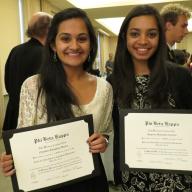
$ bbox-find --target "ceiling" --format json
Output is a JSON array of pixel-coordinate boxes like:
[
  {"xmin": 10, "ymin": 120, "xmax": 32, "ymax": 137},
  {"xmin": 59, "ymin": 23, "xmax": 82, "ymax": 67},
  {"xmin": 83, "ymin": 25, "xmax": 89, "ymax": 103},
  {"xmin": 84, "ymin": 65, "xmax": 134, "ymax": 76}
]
[{"xmin": 47, "ymin": 0, "xmax": 192, "ymax": 36}]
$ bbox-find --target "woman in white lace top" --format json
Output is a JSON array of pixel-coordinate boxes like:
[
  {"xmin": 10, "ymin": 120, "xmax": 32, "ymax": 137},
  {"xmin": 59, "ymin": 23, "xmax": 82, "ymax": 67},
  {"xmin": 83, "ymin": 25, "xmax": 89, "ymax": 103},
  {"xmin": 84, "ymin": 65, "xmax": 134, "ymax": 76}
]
[{"xmin": 1, "ymin": 8, "xmax": 113, "ymax": 192}]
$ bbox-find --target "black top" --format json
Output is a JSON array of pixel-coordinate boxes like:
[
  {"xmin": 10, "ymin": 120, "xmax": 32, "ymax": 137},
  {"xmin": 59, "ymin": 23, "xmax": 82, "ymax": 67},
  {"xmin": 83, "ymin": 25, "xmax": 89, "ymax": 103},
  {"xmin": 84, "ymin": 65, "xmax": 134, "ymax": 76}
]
[
  {"xmin": 3, "ymin": 38, "xmax": 43, "ymax": 130},
  {"xmin": 167, "ymin": 45, "xmax": 177, "ymax": 63},
  {"xmin": 110, "ymin": 62, "xmax": 192, "ymax": 191}
]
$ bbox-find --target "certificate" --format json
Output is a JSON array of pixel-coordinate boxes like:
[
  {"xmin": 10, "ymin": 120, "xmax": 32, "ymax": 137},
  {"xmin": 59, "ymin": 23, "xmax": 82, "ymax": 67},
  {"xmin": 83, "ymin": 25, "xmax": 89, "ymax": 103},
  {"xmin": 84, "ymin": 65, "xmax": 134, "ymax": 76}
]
[
  {"xmin": 3, "ymin": 115, "xmax": 100, "ymax": 192},
  {"xmin": 119, "ymin": 109, "xmax": 192, "ymax": 174}
]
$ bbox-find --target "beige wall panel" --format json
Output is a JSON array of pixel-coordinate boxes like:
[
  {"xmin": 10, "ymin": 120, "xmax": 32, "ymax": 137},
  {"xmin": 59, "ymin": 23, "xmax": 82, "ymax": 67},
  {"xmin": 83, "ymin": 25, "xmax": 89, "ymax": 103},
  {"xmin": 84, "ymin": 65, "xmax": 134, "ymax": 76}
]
[
  {"xmin": 0, "ymin": 0, "xmax": 21, "ymax": 133},
  {"xmin": 0, "ymin": 0, "xmax": 20, "ymax": 93},
  {"xmin": 110, "ymin": 36, "xmax": 118, "ymax": 55},
  {"xmin": 176, "ymin": 32, "xmax": 192, "ymax": 53},
  {"xmin": 41, "ymin": 0, "xmax": 60, "ymax": 14},
  {"xmin": 23, "ymin": 0, "xmax": 41, "ymax": 41},
  {"xmin": 102, "ymin": 35, "xmax": 110, "ymax": 73}
]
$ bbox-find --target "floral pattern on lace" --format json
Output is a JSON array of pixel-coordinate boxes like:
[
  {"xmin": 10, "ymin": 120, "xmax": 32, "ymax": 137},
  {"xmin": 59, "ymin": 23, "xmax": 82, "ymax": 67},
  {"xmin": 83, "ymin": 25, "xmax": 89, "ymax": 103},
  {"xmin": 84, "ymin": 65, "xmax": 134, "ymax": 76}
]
[
  {"xmin": 121, "ymin": 75, "xmax": 192, "ymax": 192},
  {"xmin": 17, "ymin": 74, "xmax": 113, "ymax": 136}
]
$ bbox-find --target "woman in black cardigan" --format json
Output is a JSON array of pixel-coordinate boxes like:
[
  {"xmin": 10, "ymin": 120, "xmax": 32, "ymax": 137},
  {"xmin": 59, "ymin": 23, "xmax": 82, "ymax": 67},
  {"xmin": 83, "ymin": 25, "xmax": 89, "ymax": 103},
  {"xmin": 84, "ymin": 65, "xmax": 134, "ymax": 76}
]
[{"xmin": 110, "ymin": 5, "xmax": 192, "ymax": 192}]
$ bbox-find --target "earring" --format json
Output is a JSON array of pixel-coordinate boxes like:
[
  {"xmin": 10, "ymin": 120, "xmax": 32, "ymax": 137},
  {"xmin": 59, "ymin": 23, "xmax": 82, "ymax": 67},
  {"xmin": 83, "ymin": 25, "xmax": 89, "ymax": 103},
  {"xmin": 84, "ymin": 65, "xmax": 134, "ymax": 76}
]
[
  {"xmin": 53, "ymin": 52, "xmax": 57, "ymax": 62},
  {"xmin": 87, "ymin": 54, "xmax": 90, "ymax": 62}
]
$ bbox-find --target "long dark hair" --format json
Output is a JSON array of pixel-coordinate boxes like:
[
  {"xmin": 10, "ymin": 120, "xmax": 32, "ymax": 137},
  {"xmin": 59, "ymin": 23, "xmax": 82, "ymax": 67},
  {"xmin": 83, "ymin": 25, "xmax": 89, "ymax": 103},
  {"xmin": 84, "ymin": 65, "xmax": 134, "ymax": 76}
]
[
  {"xmin": 112, "ymin": 5, "xmax": 169, "ymax": 108},
  {"xmin": 39, "ymin": 8, "xmax": 97, "ymax": 122}
]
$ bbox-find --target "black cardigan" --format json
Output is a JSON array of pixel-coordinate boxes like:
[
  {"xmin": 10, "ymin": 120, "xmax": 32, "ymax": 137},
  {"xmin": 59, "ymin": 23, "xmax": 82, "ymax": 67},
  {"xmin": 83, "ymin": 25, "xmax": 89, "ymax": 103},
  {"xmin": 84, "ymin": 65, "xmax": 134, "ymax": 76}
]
[
  {"xmin": 166, "ymin": 61, "xmax": 192, "ymax": 109},
  {"xmin": 108, "ymin": 62, "xmax": 192, "ymax": 184},
  {"xmin": 3, "ymin": 38, "xmax": 43, "ymax": 131}
]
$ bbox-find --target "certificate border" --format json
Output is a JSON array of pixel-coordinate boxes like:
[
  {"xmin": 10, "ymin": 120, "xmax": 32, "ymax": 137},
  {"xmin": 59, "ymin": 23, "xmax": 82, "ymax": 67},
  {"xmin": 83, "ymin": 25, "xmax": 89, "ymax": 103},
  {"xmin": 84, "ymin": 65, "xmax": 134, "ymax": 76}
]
[
  {"xmin": 3, "ymin": 114, "xmax": 101, "ymax": 192},
  {"xmin": 119, "ymin": 108, "xmax": 192, "ymax": 175}
]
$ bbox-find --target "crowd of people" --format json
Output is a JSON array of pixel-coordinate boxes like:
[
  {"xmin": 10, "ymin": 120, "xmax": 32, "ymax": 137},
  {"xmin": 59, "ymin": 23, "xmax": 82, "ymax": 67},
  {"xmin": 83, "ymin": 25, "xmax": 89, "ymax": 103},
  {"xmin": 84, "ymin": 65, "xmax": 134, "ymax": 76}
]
[{"xmin": 1, "ymin": 3, "xmax": 192, "ymax": 192}]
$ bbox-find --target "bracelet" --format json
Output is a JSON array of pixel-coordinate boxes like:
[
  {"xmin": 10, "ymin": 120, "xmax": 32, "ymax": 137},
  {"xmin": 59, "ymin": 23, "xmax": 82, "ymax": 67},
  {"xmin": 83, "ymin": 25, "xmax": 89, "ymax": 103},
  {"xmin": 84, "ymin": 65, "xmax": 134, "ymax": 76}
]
[{"xmin": 104, "ymin": 137, "xmax": 109, "ymax": 146}]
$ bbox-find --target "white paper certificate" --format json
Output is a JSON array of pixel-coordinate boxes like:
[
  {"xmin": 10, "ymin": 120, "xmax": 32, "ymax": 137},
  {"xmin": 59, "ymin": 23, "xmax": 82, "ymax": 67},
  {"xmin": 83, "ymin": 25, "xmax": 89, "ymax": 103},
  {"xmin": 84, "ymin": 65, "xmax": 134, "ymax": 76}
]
[
  {"xmin": 124, "ymin": 113, "xmax": 192, "ymax": 172},
  {"xmin": 9, "ymin": 119, "xmax": 94, "ymax": 191}
]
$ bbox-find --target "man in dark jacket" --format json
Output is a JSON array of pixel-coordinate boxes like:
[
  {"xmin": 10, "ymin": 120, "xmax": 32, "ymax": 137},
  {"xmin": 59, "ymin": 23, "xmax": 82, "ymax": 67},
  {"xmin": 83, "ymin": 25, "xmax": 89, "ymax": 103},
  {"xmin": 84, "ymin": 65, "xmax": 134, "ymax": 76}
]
[
  {"xmin": 161, "ymin": 3, "xmax": 191, "ymax": 62},
  {"xmin": 3, "ymin": 12, "xmax": 52, "ymax": 131}
]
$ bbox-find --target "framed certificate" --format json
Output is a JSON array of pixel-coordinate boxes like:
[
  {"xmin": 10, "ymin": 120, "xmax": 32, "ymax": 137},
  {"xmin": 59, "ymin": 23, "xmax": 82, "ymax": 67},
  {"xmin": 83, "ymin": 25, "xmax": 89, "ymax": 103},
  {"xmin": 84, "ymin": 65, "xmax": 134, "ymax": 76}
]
[
  {"xmin": 3, "ymin": 114, "xmax": 100, "ymax": 192},
  {"xmin": 119, "ymin": 109, "xmax": 192, "ymax": 175}
]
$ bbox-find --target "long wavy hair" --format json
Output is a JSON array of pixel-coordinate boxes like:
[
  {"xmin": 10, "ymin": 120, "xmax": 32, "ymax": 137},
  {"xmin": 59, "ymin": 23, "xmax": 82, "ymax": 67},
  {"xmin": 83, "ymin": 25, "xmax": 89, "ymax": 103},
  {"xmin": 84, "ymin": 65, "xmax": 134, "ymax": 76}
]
[
  {"xmin": 112, "ymin": 5, "xmax": 169, "ymax": 108},
  {"xmin": 38, "ymin": 8, "xmax": 97, "ymax": 122}
]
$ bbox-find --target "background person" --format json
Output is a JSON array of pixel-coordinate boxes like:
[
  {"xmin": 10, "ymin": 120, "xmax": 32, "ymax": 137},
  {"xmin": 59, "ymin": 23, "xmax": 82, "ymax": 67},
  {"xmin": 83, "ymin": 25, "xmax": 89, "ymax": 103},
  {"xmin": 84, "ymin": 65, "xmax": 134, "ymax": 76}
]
[
  {"xmin": 185, "ymin": 52, "xmax": 192, "ymax": 74},
  {"xmin": 105, "ymin": 53, "xmax": 113, "ymax": 77},
  {"xmin": 111, "ymin": 5, "xmax": 192, "ymax": 192},
  {"xmin": 0, "ymin": 8, "xmax": 113, "ymax": 192},
  {"xmin": 160, "ymin": 3, "xmax": 191, "ymax": 62},
  {"xmin": 3, "ymin": 12, "xmax": 52, "ymax": 131},
  {"xmin": 172, "ymin": 49, "xmax": 189, "ymax": 65}
]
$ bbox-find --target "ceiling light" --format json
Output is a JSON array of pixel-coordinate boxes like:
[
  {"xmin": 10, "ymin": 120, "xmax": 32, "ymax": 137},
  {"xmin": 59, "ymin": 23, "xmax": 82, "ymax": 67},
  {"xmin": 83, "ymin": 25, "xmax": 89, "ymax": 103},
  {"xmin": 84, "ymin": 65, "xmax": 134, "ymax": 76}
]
[
  {"xmin": 66, "ymin": 0, "xmax": 187, "ymax": 9},
  {"xmin": 67, "ymin": 0, "xmax": 132, "ymax": 9},
  {"xmin": 96, "ymin": 17, "xmax": 125, "ymax": 36}
]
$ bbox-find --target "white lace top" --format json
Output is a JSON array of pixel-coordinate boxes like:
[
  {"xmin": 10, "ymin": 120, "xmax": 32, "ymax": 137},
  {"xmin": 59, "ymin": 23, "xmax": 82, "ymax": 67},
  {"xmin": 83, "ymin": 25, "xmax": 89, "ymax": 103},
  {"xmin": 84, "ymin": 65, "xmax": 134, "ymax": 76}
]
[{"xmin": 17, "ymin": 74, "xmax": 113, "ymax": 136}]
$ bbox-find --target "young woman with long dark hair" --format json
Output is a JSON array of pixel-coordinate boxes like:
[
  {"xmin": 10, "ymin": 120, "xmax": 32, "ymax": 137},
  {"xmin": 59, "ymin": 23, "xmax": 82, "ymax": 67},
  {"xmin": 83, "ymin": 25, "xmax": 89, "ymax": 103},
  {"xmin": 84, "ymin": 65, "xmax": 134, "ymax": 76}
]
[
  {"xmin": 0, "ymin": 8, "xmax": 113, "ymax": 192},
  {"xmin": 111, "ymin": 5, "xmax": 192, "ymax": 191}
]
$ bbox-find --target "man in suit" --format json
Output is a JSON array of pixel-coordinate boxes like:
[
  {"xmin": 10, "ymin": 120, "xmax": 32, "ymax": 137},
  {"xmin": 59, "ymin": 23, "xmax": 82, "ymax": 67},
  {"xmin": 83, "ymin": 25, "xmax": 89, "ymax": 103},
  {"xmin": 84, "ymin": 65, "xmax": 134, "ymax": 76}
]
[
  {"xmin": 3, "ymin": 12, "xmax": 52, "ymax": 131},
  {"xmin": 105, "ymin": 53, "xmax": 113, "ymax": 77},
  {"xmin": 161, "ymin": 4, "xmax": 191, "ymax": 62}
]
